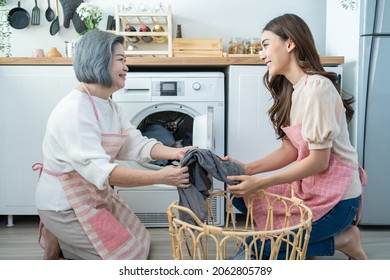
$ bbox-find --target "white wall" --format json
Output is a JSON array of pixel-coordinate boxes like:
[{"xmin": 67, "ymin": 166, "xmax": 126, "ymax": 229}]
[
  {"xmin": 5, "ymin": 0, "xmax": 327, "ymax": 57},
  {"xmin": 325, "ymin": 0, "xmax": 360, "ymax": 147}
]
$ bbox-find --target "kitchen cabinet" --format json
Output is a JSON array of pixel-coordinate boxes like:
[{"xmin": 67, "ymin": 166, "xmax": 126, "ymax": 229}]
[
  {"xmin": 0, "ymin": 66, "xmax": 78, "ymax": 226},
  {"xmin": 225, "ymin": 66, "xmax": 281, "ymax": 165},
  {"xmin": 225, "ymin": 65, "xmax": 342, "ymax": 164}
]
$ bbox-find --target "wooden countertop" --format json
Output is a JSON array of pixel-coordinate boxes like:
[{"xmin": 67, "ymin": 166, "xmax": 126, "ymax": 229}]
[{"xmin": 0, "ymin": 56, "xmax": 344, "ymax": 69}]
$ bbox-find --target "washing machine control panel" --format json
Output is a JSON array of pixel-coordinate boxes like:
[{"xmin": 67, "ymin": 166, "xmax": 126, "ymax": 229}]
[{"xmin": 152, "ymin": 81, "xmax": 185, "ymax": 96}]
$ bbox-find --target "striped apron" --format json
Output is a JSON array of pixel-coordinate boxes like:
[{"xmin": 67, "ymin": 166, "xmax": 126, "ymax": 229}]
[{"xmin": 35, "ymin": 84, "xmax": 151, "ymax": 259}]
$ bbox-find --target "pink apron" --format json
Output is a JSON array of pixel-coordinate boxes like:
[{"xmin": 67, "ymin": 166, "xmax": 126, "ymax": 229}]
[
  {"xmin": 246, "ymin": 122, "xmax": 366, "ymax": 231},
  {"xmin": 34, "ymin": 84, "xmax": 151, "ymax": 259}
]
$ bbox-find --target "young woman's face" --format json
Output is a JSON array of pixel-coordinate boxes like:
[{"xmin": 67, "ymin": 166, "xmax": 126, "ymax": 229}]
[
  {"xmin": 111, "ymin": 43, "xmax": 128, "ymax": 90},
  {"xmin": 259, "ymin": 30, "xmax": 292, "ymax": 77}
]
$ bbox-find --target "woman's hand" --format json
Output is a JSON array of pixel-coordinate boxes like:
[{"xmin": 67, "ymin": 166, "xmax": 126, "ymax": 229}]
[
  {"xmin": 175, "ymin": 146, "xmax": 195, "ymax": 159},
  {"xmin": 226, "ymin": 175, "xmax": 263, "ymax": 197},
  {"xmin": 221, "ymin": 155, "xmax": 245, "ymax": 167},
  {"xmin": 158, "ymin": 165, "xmax": 190, "ymax": 188}
]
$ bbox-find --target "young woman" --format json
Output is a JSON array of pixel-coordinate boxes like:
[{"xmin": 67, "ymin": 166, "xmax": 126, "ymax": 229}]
[
  {"xmin": 226, "ymin": 14, "xmax": 368, "ymax": 260},
  {"xmin": 34, "ymin": 30, "xmax": 192, "ymax": 260}
]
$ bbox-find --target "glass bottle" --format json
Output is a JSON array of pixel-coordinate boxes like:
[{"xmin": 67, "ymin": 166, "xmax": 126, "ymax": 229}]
[
  {"xmin": 176, "ymin": 24, "xmax": 182, "ymax": 38},
  {"xmin": 152, "ymin": 25, "xmax": 167, "ymax": 43},
  {"xmin": 138, "ymin": 4, "xmax": 153, "ymax": 24},
  {"xmin": 122, "ymin": 3, "xmax": 138, "ymax": 24},
  {"xmin": 139, "ymin": 24, "xmax": 153, "ymax": 43},
  {"xmin": 152, "ymin": 2, "xmax": 166, "ymax": 24},
  {"xmin": 125, "ymin": 23, "xmax": 140, "ymax": 43}
]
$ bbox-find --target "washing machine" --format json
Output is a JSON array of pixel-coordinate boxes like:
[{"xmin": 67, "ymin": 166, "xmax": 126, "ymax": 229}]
[{"xmin": 112, "ymin": 72, "xmax": 225, "ymax": 227}]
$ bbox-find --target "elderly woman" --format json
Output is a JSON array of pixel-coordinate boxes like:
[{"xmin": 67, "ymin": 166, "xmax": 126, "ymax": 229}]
[{"xmin": 34, "ymin": 30, "xmax": 192, "ymax": 260}]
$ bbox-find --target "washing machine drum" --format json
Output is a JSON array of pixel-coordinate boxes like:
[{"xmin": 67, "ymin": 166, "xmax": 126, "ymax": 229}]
[
  {"xmin": 138, "ymin": 111, "xmax": 194, "ymax": 167},
  {"xmin": 142, "ymin": 124, "xmax": 175, "ymax": 147},
  {"xmin": 138, "ymin": 111, "xmax": 194, "ymax": 147}
]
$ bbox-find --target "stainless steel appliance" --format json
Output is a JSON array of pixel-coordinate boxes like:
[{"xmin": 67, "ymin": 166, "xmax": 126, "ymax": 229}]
[{"xmin": 357, "ymin": 0, "xmax": 390, "ymax": 225}]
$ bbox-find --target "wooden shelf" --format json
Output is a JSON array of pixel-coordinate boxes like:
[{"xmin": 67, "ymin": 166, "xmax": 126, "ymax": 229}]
[
  {"xmin": 115, "ymin": 5, "xmax": 173, "ymax": 57},
  {"xmin": 0, "ymin": 56, "xmax": 345, "ymax": 68}
]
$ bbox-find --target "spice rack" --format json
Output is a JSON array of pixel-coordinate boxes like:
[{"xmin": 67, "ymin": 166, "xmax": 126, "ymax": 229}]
[{"xmin": 115, "ymin": 5, "xmax": 173, "ymax": 57}]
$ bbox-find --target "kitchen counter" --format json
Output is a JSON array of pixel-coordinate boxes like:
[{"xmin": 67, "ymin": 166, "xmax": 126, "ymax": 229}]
[{"xmin": 0, "ymin": 56, "xmax": 344, "ymax": 69}]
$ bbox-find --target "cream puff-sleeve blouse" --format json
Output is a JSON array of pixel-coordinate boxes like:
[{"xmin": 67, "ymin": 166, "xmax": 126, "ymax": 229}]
[{"xmin": 290, "ymin": 74, "xmax": 362, "ymax": 199}]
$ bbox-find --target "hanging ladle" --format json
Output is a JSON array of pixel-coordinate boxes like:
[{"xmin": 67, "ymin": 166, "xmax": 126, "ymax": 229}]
[
  {"xmin": 49, "ymin": 0, "xmax": 60, "ymax": 35},
  {"xmin": 45, "ymin": 0, "xmax": 55, "ymax": 22}
]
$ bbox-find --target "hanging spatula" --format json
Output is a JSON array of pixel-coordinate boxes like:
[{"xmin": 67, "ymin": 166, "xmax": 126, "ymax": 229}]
[
  {"xmin": 31, "ymin": 0, "xmax": 40, "ymax": 25},
  {"xmin": 50, "ymin": 0, "xmax": 60, "ymax": 35}
]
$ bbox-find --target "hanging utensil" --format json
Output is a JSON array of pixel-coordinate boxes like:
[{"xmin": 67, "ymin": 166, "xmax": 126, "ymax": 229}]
[
  {"xmin": 31, "ymin": 0, "xmax": 40, "ymax": 26},
  {"xmin": 49, "ymin": 0, "xmax": 60, "ymax": 35},
  {"xmin": 45, "ymin": 0, "xmax": 55, "ymax": 22},
  {"xmin": 8, "ymin": 1, "xmax": 30, "ymax": 30}
]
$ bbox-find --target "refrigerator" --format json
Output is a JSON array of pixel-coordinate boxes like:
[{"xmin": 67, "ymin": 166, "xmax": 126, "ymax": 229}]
[{"xmin": 358, "ymin": 0, "xmax": 390, "ymax": 225}]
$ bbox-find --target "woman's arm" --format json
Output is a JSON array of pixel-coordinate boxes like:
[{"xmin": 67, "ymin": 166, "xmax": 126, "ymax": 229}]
[
  {"xmin": 108, "ymin": 164, "xmax": 190, "ymax": 188},
  {"xmin": 150, "ymin": 143, "xmax": 194, "ymax": 161},
  {"xmin": 227, "ymin": 147, "xmax": 331, "ymax": 196},
  {"xmin": 244, "ymin": 139, "xmax": 298, "ymax": 175},
  {"xmin": 109, "ymin": 144, "xmax": 194, "ymax": 188}
]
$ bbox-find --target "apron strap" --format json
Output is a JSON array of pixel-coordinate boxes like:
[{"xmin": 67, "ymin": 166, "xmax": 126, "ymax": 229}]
[
  {"xmin": 32, "ymin": 162, "xmax": 65, "ymax": 177},
  {"xmin": 81, "ymin": 83, "xmax": 100, "ymax": 123}
]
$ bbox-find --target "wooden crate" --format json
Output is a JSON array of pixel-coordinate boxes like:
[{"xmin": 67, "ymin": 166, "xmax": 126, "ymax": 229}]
[{"xmin": 173, "ymin": 38, "xmax": 223, "ymax": 57}]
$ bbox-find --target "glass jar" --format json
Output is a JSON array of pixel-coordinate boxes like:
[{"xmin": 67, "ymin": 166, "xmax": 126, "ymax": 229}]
[
  {"xmin": 248, "ymin": 37, "xmax": 261, "ymax": 54},
  {"xmin": 228, "ymin": 37, "xmax": 244, "ymax": 54}
]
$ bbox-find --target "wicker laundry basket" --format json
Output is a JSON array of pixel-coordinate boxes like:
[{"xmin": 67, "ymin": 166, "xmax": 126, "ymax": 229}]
[{"xmin": 167, "ymin": 186, "xmax": 313, "ymax": 260}]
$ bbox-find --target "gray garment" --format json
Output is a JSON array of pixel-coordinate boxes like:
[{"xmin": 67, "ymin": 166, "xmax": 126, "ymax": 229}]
[{"xmin": 179, "ymin": 148, "xmax": 244, "ymax": 224}]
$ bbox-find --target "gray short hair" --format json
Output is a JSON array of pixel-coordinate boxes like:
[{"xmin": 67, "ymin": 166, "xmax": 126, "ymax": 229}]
[{"xmin": 73, "ymin": 30, "xmax": 125, "ymax": 88}]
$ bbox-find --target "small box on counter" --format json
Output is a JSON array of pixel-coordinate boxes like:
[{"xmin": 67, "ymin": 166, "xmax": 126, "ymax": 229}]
[{"xmin": 173, "ymin": 38, "xmax": 223, "ymax": 57}]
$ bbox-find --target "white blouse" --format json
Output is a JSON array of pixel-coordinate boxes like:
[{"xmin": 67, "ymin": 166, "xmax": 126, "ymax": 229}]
[{"xmin": 35, "ymin": 89, "xmax": 158, "ymax": 211}]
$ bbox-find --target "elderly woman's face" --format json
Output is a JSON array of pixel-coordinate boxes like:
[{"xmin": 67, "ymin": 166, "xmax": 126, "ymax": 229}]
[{"xmin": 111, "ymin": 43, "xmax": 128, "ymax": 90}]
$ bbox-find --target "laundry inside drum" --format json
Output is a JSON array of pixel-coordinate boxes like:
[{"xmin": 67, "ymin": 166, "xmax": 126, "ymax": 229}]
[{"xmin": 138, "ymin": 111, "xmax": 194, "ymax": 166}]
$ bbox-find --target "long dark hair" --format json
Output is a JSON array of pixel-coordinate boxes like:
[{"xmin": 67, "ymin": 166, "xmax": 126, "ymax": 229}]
[{"xmin": 262, "ymin": 14, "xmax": 354, "ymax": 139}]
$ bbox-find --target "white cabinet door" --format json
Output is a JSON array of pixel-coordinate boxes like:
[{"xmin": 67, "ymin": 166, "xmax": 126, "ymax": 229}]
[
  {"xmin": 226, "ymin": 66, "xmax": 281, "ymax": 164},
  {"xmin": 226, "ymin": 65, "xmax": 343, "ymax": 166},
  {"xmin": 0, "ymin": 66, "xmax": 78, "ymax": 216}
]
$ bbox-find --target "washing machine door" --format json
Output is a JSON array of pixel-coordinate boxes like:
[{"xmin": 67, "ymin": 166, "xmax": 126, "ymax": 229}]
[{"xmin": 192, "ymin": 106, "xmax": 214, "ymax": 151}]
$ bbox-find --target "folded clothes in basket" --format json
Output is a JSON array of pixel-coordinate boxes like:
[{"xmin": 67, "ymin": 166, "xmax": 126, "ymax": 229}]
[{"xmin": 179, "ymin": 148, "xmax": 244, "ymax": 224}]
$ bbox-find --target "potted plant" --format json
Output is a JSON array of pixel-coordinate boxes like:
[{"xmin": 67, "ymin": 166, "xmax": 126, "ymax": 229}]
[
  {"xmin": 0, "ymin": 0, "xmax": 11, "ymax": 57},
  {"xmin": 76, "ymin": 2, "xmax": 102, "ymax": 34}
]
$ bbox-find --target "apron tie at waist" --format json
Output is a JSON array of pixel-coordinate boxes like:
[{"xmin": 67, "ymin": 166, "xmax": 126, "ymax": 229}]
[
  {"xmin": 32, "ymin": 163, "xmax": 44, "ymax": 177},
  {"xmin": 32, "ymin": 162, "xmax": 66, "ymax": 177}
]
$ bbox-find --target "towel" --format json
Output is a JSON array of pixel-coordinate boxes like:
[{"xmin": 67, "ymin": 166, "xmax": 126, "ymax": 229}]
[{"xmin": 179, "ymin": 148, "xmax": 244, "ymax": 224}]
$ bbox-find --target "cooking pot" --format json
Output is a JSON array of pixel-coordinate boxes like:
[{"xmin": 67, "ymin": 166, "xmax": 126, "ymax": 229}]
[{"xmin": 8, "ymin": 1, "xmax": 30, "ymax": 30}]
